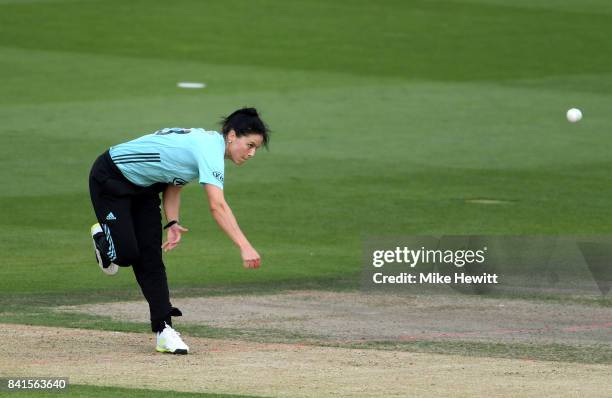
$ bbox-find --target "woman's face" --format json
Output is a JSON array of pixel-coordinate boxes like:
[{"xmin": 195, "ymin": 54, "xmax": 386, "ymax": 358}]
[{"xmin": 225, "ymin": 131, "xmax": 264, "ymax": 165}]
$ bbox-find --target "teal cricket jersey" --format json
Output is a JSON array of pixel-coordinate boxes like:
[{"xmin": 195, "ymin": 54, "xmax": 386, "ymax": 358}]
[{"xmin": 108, "ymin": 128, "xmax": 225, "ymax": 189}]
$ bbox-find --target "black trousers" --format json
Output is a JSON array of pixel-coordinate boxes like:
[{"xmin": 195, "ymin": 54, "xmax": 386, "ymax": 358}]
[{"xmin": 88, "ymin": 151, "xmax": 181, "ymax": 332}]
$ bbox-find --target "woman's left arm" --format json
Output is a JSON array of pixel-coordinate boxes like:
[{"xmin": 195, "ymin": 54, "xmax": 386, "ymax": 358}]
[{"xmin": 162, "ymin": 185, "xmax": 188, "ymax": 252}]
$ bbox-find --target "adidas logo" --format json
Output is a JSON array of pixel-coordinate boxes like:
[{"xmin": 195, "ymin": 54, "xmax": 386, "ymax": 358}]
[{"xmin": 106, "ymin": 212, "xmax": 117, "ymax": 221}]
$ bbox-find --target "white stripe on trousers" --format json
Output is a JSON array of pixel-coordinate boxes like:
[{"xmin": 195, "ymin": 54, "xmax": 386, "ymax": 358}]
[{"xmin": 102, "ymin": 223, "xmax": 117, "ymax": 262}]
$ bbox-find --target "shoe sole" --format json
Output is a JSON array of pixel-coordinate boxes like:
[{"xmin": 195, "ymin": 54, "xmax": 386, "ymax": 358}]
[
  {"xmin": 156, "ymin": 347, "xmax": 188, "ymax": 355},
  {"xmin": 91, "ymin": 224, "xmax": 119, "ymax": 276}
]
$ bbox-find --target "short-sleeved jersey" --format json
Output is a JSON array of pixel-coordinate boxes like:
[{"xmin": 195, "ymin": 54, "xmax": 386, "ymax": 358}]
[{"xmin": 108, "ymin": 128, "xmax": 225, "ymax": 189}]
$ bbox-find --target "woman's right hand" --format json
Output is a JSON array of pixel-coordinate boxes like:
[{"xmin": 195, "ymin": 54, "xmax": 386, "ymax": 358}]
[
  {"xmin": 241, "ymin": 246, "xmax": 261, "ymax": 269},
  {"xmin": 162, "ymin": 223, "xmax": 189, "ymax": 252}
]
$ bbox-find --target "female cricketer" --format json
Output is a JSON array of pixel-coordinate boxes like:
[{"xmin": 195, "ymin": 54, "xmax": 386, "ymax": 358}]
[{"xmin": 88, "ymin": 107, "xmax": 269, "ymax": 354}]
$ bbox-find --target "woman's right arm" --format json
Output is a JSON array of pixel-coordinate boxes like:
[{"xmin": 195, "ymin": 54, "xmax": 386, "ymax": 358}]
[{"xmin": 203, "ymin": 184, "xmax": 261, "ymax": 269}]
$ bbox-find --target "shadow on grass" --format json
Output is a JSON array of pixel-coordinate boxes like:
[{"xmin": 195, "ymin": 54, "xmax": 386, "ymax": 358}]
[{"xmin": 0, "ymin": 274, "xmax": 360, "ymax": 308}]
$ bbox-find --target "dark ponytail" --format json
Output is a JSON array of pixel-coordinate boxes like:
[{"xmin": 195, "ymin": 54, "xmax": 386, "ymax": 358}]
[{"xmin": 221, "ymin": 107, "xmax": 270, "ymax": 148}]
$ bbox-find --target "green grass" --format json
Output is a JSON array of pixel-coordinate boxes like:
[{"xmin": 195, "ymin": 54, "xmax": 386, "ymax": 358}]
[
  {"xmin": 0, "ymin": 0, "xmax": 611, "ymax": 82},
  {"xmin": 0, "ymin": 0, "xmax": 611, "ymax": 369},
  {"xmin": 4, "ymin": 384, "xmax": 265, "ymax": 398}
]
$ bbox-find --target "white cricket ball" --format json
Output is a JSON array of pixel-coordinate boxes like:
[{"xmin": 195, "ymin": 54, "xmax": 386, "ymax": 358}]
[{"xmin": 566, "ymin": 108, "xmax": 582, "ymax": 123}]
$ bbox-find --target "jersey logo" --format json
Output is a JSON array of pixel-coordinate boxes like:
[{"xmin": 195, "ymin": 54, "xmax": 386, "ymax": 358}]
[
  {"xmin": 106, "ymin": 212, "xmax": 117, "ymax": 221},
  {"xmin": 172, "ymin": 178, "xmax": 188, "ymax": 186},
  {"xmin": 154, "ymin": 128, "xmax": 192, "ymax": 135},
  {"xmin": 213, "ymin": 171, "xmax": 224, "ymax": 183}
]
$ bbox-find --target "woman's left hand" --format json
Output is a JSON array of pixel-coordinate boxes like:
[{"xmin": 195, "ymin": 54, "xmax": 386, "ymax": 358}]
[{"xmin": 162, "ymin": 223, "xmax": 189, "ymax": 252}]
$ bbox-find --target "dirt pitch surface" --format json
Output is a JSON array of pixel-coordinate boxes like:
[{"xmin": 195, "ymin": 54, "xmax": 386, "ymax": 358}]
[
  {"xmin": 57, "ymin": 291, "xmax": 612, "ymax": 345},
  {"xmin": 2, "ymin": 323, "xmax": 611, "ymax": 398}
]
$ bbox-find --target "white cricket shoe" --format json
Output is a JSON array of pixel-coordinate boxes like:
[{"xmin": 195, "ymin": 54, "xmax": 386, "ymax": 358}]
[
  {"xmin": 156, "ymin": 323, "xmax": 189, "ymax": 355},
  {"xmin": 91, "ymin": 223, "xmax": 119, "ymax": 276}
]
